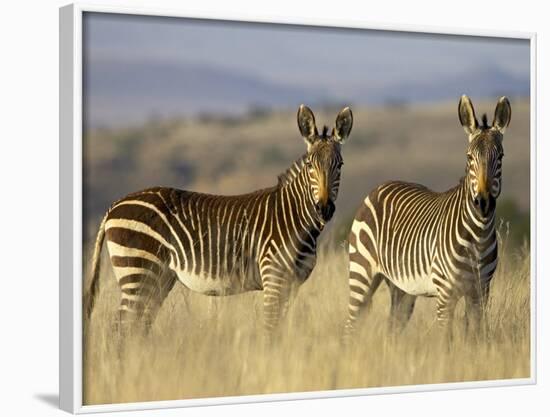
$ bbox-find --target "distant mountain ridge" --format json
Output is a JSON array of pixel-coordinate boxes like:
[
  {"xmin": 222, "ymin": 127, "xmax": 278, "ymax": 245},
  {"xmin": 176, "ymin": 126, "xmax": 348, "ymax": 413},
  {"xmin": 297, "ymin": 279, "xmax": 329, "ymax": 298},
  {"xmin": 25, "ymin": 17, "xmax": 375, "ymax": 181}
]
[
  {"xmin": 84, "ymin": 59, "xmax": 529, "ymax": 128},
  {"xmin": 366, "ymin": 65, "xmax": 529, "ymax": 104}
]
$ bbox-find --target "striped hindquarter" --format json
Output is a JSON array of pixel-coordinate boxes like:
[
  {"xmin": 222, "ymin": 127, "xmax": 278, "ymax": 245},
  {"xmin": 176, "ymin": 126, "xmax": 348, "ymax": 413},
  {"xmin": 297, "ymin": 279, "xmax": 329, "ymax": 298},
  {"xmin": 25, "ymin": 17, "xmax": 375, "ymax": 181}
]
[{"xmin": 344, "ymin": 179, "xmax": 498, "ymax": 339}]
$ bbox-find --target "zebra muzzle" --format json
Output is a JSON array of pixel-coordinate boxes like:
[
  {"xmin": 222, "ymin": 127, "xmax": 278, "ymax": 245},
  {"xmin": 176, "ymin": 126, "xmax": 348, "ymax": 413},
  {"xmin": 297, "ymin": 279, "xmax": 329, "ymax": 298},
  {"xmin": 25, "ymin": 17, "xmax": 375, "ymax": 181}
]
[
  {"xmin": 316, "ymin": 200, "xmax": 335, "ymax": 222},
  {"xmin": 473, "ymin": 193, "xmax": 492, "ymax": 217}
]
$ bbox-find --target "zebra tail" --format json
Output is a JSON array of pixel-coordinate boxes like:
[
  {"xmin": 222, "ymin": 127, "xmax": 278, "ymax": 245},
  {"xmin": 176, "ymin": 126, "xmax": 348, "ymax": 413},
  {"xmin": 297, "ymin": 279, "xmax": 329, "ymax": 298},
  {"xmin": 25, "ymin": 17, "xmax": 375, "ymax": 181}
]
[{"xmin": 84, "ymin": 212, "xmax": 108, "ymax": 321}]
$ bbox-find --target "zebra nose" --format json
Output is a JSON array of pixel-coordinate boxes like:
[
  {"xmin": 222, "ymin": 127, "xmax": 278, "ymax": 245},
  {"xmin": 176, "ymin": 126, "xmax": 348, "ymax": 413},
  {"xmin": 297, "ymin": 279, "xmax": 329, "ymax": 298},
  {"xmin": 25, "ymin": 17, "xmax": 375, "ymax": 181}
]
[
  {"xmin": 316, "ymin": 200, "xmax": 335, "ymax": 221},
  {"xmin": 474, "ymin": 194, "xmax": 489, "ymax": 216}
]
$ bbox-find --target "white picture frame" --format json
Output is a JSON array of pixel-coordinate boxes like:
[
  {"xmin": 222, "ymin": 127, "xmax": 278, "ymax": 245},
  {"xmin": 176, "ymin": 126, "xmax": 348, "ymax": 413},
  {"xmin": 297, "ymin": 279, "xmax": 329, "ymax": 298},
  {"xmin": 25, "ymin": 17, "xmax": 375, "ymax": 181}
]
[{"xmin": 59, "ymin": 2, "xmax": 537, "ymax": 413}]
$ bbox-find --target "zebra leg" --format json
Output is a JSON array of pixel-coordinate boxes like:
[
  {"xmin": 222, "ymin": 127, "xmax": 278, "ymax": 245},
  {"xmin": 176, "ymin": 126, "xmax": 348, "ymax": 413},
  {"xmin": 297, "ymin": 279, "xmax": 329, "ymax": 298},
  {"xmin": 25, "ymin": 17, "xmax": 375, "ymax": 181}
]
[
  {"xmin": 116, "ymin": 269, "xmax": 176, "ymax": 336},
  {"xmin": 262, "ymin": 277, "xmax": 292, "ymax": 345},
  {"xmin": 147, "ymin": 271, "xmax": 178, "ymax": 326},
  {"xmin": 343, "ymin": 271, "xmax": 383, "ymax": 345},
  {"xmin": 280, "ymin": 282, "xmax": 299, "ymax": 321},
  {"xmin": 436, "ymin": 290, "xmax": 459, "ymax": 343},
  {"xmin": 464, "ymin": 284, "xmax": 490, "ymax": 341},
  {"xmin": 386, "ymin": 279, "xmax": 417, "ymax": 334}
]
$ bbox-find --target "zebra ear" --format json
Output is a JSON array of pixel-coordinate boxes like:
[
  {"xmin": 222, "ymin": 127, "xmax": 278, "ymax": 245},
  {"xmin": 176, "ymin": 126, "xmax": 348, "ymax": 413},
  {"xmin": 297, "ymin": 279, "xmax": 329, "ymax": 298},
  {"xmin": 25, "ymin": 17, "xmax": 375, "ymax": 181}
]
[
  {"xmin": 334, "ymin": 107, "xmax": 353, "ymax": 144},
  {"xmin": 458, "ymin": 95, "xmax": 479, "ymax": 138},
  {"xmin": 493, "ymin": 96, "xmax": 511, "ymax": 134},
  {"xmin": 297, "ymin": 104, "xmax": 318, "ymax": 149}
]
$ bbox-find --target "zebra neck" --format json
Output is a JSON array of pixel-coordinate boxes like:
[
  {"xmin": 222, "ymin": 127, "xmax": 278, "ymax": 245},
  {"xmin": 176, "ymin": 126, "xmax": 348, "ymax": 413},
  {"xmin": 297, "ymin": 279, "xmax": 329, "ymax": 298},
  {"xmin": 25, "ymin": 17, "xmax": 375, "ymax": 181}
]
[
  {"xmin": 276, "ymin": 159, "xmax": 323, "ymax": 234},
  {"xmin": 460, "ymin": 177, "xmax": 496, "ymax": 247},
  {"xmin": 277, "ymin": 154, "xmax": 308, "ymax": 186}
]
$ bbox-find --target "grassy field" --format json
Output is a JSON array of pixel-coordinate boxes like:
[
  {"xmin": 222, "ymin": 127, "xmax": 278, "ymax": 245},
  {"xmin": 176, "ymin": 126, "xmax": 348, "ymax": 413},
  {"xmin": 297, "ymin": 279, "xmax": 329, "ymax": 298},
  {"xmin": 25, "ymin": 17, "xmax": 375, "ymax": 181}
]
[{"xmin": 83, "ymin": 227, "xmax": 530, "ymax": 405}]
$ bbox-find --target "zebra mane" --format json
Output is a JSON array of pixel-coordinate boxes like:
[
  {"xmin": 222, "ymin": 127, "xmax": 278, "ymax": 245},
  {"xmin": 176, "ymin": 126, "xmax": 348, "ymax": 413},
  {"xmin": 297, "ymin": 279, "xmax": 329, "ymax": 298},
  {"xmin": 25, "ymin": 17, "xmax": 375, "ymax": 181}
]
[
  {"xmin": 276, "ymin": 126, "xmax": 332, "ymax": 186},
  {"xmin": 320, "ymin": 125, "xmax": 331, "ymax": 139},
  {"xmin": 481, "ymin": 113, "xmax": 489, "ymax": 129},
  {"xmin": 277, "ymin": 154, "xmax": 307, "ymax": 186}
]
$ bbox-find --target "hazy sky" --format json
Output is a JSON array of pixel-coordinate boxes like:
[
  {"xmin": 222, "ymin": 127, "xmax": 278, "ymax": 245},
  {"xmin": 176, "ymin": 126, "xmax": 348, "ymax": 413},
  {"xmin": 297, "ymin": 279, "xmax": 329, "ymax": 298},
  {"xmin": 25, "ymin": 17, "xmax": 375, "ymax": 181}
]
[{"xmin": 83, "ymin": 12, "xmax": 530, "ymax": 127}]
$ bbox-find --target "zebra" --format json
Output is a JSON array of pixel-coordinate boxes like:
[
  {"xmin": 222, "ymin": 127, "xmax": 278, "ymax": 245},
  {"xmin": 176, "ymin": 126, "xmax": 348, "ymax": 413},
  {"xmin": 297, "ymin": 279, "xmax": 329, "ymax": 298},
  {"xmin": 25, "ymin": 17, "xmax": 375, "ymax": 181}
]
[
  {"xmin": 84, "ymin": 105, "xmax": 353, "ymax": 340},
  {"xmin": 343, "ymin": 95, "xmax": 511, "ymax": 342}
]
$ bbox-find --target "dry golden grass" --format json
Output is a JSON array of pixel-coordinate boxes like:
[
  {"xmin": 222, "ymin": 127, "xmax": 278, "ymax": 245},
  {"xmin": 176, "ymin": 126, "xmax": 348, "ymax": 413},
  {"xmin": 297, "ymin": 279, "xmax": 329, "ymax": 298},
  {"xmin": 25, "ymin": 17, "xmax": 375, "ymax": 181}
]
[{"xmin": 83, "ymin": 230, "xmax": 531, "ymax": 405}]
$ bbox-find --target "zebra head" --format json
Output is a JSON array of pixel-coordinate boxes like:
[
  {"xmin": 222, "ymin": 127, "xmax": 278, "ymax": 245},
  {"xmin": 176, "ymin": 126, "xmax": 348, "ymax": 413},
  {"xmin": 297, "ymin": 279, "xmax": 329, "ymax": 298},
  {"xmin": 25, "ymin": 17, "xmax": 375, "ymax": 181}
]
[
  {"xmin": 297, "ymin": 105, "xmax": 353, "ymax": 222},
  {"xmin": 459, "ymin": 95, "xmax": 511, "ymax": 217}
]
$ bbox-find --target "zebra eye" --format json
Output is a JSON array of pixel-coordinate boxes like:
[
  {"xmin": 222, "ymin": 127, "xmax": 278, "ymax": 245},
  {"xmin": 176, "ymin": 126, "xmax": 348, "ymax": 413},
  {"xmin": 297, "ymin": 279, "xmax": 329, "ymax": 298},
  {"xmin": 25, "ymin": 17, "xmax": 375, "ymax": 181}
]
[
  {"xmin": 467, "ymin": 154, "xmax": 474, "ymax": 163},
  {"xmin": 305, "ymin": 160, "xmax": 313, "ymax": 168},
  {"xmin": 337, "ymin": 161, "xmax": 344, "ymax": 168}
]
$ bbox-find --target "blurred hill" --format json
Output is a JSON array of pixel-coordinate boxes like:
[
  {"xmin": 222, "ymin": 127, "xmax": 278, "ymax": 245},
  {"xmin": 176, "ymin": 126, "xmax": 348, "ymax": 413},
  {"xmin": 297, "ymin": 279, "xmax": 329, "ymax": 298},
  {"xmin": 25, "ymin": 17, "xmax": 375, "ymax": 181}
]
[
  {"xmin": 83, "ymin": 98, "xmax": 530, "ymax": 246},
  {"xmin": 84, "ymin": 60, "xmax": 332, "ymax": 128},
  {"xmin": 84, "ymin": 59, "xmax": 528, "ymax": 128}
]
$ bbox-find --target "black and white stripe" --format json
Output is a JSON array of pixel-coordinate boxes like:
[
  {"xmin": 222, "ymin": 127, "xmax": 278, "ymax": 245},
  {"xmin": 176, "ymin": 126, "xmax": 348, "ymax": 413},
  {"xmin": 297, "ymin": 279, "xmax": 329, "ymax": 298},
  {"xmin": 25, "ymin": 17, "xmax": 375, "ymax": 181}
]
[
  {"xmin": 85, "ymin": 105, "xmax": 353, "ymax": 338},
  {"xmin": 343, "ymin": 96, "xmax": 511, "ymax": 341}
]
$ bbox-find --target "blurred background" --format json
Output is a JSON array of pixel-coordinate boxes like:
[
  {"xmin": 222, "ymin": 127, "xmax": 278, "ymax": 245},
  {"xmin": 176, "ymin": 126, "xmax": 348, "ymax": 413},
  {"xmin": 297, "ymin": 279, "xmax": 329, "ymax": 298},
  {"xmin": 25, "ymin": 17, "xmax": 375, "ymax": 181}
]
[{"xmin": 82, "ymin": 12, "xmax": 530, "ymax": 248}]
